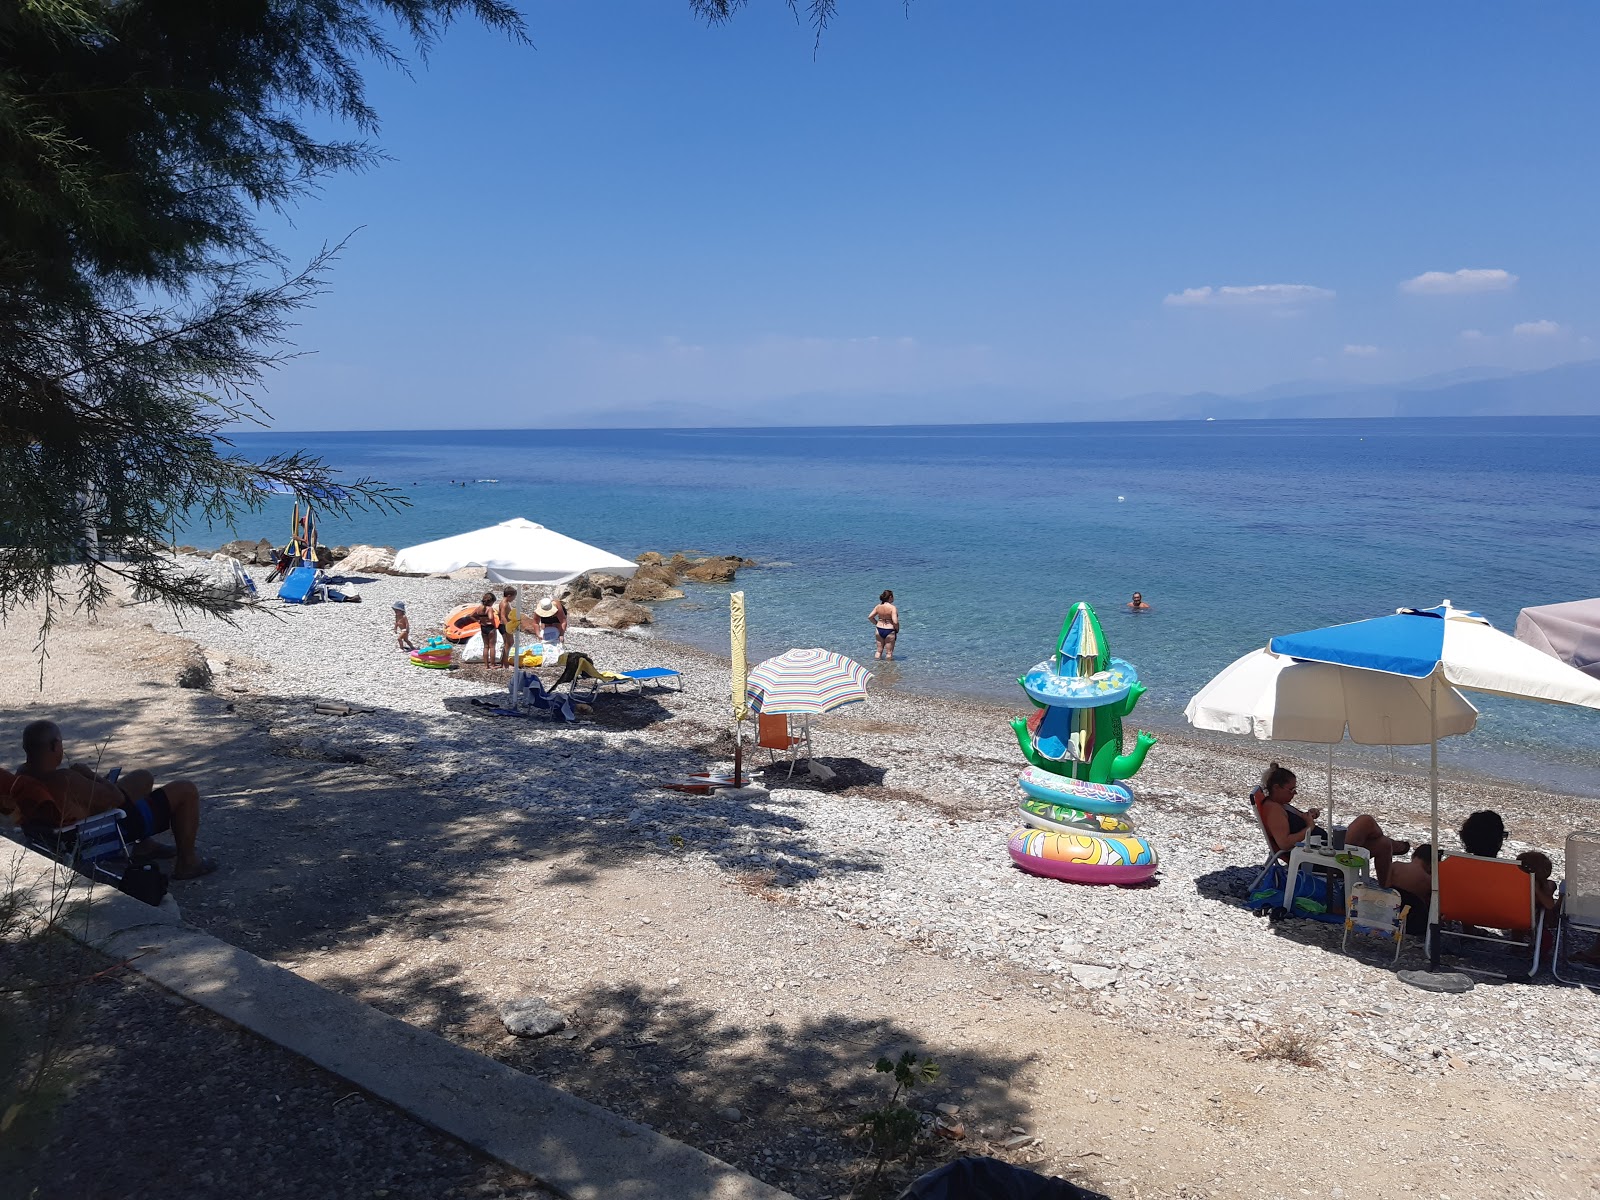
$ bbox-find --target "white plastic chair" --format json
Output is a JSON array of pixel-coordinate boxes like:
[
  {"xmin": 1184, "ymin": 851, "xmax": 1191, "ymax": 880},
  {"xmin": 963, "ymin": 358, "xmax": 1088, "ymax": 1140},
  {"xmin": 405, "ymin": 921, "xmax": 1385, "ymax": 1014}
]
[{"xmin": 1554, "ymin": 830, "xmax": 1600, "ymax": 984}]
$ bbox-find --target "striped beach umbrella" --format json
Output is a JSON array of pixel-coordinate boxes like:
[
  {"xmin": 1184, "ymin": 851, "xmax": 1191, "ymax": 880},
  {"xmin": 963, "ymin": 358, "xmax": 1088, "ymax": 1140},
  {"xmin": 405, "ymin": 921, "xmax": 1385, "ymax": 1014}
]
[{"xmin": 746, "ymin": 648, "xmax": 872, "ymax": 715}]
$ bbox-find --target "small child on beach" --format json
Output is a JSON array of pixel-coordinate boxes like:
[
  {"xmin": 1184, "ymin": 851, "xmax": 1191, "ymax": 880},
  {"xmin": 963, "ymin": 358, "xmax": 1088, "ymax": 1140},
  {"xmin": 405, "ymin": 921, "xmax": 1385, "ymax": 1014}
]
[
  {"xmin": 393, "ymin": 601, "xmax": 415, "ymax": 651},
  {"xmin": 1516, "ymin": 850, "xmax": 1560, "ymax": 913}
]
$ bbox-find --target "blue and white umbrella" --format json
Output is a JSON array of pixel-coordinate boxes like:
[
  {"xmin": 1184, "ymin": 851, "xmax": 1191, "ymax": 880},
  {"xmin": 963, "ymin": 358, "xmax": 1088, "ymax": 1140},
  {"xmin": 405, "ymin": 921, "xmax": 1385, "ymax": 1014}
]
[{"xmin": 1270, "ymin": 600, "xmax": 1600, "ymax": 961}]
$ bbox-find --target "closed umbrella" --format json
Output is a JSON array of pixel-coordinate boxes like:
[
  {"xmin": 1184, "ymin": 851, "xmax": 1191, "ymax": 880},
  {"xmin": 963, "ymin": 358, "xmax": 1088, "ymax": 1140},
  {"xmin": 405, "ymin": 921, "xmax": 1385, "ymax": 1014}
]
[
  {"xmin": 746, "ymin": 648, "xmax": 872, "ymax": 716},
  {"xmin": 1269, "ymin": 600, "xmax": 1600, "ymax": 964},
  {"xmin": 1184, "ymin": 647, "xmax": 1479, "ymax": 828}
]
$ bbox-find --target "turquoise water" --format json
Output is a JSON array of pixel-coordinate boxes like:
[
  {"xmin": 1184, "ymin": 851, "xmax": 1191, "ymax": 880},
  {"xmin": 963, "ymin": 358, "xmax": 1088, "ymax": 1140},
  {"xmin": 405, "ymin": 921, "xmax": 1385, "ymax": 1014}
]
[{"xmin": 204, "ymin": 419, "xmax": 1600, "ymax": 791}]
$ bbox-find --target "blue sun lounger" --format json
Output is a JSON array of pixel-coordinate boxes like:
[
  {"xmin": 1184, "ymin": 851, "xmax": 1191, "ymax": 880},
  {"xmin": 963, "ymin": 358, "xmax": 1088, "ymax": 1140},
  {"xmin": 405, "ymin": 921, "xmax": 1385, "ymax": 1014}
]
[{"xmin": 613, "ymin": 667, "xmax": 682, "ymax": 693}]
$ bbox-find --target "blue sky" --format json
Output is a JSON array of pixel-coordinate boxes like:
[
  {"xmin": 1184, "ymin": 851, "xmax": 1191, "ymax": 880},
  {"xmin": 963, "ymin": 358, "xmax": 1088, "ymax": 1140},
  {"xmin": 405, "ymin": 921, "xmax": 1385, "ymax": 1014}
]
[{"xmin": 257, "ymin": 1, "xmax": 1600, "ymax": 428}]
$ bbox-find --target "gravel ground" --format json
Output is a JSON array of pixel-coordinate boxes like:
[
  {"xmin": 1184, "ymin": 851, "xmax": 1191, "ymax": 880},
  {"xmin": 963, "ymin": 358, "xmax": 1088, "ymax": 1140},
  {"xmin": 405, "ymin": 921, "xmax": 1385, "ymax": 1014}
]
[
  {"xmin": 154, "ymin": 563, "xmax": 1600, "ymax": 1090},
  {"xmin": 4, "ymin": 565, "xmax": 1598, "ymax": 1199}
]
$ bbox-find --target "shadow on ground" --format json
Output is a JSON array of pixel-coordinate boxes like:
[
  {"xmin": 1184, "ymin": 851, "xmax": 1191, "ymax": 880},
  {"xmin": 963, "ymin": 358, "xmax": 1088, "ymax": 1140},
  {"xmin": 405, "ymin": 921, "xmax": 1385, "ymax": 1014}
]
[
  {"xmin": 1194, "ymin": 862, "xmax": 1577, "ymax": 987},
  {"xmin": 1, "ymin": 693, "xmax": 1076, "ymax": 1198}
]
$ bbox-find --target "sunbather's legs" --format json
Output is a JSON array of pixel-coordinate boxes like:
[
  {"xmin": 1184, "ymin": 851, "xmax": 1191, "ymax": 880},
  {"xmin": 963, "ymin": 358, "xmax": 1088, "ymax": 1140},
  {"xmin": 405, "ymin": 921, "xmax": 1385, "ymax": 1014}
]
[
  {"xmin": 1344, "ymin": 814, "xmax": 1395, "ymax": 887},
  {"xmin": 115, "ymin": 769, "xmax": 154, "ymax": 805},
  {"xmin": 160, "ymin": 780, "xmax": 204, "ymax": 874}
]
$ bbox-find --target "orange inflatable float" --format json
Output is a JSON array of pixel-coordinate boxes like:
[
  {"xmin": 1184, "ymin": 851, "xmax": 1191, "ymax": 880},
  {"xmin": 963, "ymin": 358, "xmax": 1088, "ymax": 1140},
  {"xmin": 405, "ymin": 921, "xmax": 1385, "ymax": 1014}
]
[{"xmin": 443, "ymin": 604, "xmax": 497, "ymax": 645}]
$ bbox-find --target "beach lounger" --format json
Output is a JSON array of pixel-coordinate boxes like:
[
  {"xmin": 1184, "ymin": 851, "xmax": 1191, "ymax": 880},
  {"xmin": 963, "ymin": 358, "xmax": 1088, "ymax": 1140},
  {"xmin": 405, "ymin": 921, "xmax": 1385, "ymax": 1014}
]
[
  {"xmin": 757, "ymin": 713, "xmax": 811, "ymax": 778},
  {"xmin": 1426, "ymin": 851, "xmax": 1546, "ymax": 976},
  {"xmin": 1554, "ymin": 829, "xmax": 1600, "ymax": 983},
  {"xmin": 613, "ymin": 667, "xmax": 682, "ymax": 693},
  {"xmin": 1342, "ymin": 882, "xmax": 1410, "ymax": 962}
]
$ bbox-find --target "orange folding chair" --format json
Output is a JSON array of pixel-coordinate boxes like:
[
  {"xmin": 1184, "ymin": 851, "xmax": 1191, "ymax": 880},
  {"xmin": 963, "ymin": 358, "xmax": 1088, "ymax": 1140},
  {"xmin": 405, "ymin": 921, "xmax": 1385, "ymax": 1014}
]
[
  {"xmin": 1427, "ymin": 851, "xmax": 1546, "ymax": 975},
  {"xmin": 756, "ymin": 713, "xmax": 811, "ymax": 778}
]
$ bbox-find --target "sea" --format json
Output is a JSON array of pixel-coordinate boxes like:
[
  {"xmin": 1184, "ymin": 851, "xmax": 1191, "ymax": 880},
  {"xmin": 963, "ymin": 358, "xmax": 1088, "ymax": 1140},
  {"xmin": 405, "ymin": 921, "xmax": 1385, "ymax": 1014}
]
[{"xmin": 203, "ymin": 418, "xmax": 1600, "ymax": 795}]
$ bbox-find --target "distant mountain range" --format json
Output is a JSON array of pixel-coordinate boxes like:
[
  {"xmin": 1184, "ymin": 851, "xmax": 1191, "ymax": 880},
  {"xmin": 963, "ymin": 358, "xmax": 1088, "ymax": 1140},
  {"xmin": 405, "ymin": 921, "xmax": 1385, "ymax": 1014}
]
[
  {"xmin": 1118, "ymin": 359, "xmax": 1600, "ymax": 421},
  {"xmin": 566, "ymin": 358, "xmax": 1600, "ymax": 428}
]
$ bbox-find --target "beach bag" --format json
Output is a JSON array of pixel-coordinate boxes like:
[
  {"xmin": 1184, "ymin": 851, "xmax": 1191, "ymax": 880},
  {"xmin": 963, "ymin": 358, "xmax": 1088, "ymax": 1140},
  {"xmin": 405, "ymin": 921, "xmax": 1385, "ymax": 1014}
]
[
  {"xmin": 899, "ymin": 1156, "xmax": 1092, "ymax": 1200},
  {"xmin": 118, "ymin": 861, "xmax": 169, "ymax": 907}
]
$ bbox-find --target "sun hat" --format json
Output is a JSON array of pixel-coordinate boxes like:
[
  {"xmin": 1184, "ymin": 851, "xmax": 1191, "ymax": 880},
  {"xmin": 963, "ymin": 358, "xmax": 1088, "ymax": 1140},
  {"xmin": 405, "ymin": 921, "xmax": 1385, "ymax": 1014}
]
[
  {"xmin": 392, "ymin": 601, "xmax": 406, "ymax": 611},
  {"xmin": 534, "ymin": 596, "xmax": 560, "ymax": 618}
]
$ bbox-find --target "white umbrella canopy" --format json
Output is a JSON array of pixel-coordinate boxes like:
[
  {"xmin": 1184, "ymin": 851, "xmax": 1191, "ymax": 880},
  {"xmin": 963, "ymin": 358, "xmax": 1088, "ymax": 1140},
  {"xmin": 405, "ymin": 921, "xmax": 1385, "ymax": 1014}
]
[
  {"xmin": 393, "ymin": 518, "xmax": 637, "ymax": 585},
  {"xmin": 1185, "ymin": 649, "xmax": 1479, "ymax": 745},
  {"xmin": 1184, "ymin": 648, "xmax": 1479, "ymax": 829}
]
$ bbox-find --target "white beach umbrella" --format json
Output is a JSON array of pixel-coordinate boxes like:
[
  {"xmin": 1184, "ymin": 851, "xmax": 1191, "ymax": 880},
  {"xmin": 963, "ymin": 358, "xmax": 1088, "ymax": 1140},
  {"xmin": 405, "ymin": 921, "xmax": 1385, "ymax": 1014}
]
[
  {"xmin": 1269, "ymin": 601, "xmax": 1600, "ymax": 965},
  {"xmin": 1184, "ymin": 648, "xmax": 1479, "ymax": 828},
  {"xmin": 393, "ymin": 518, "xmax": 637, "ymax": 585}
]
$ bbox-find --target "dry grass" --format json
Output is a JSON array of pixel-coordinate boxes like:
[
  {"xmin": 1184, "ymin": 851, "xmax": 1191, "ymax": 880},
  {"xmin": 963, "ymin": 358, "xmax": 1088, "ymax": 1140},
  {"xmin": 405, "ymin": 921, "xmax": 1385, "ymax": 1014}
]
[{"xmin": 1245, "ymin": 1024, "xmax": 1325, "ymax": 1069}]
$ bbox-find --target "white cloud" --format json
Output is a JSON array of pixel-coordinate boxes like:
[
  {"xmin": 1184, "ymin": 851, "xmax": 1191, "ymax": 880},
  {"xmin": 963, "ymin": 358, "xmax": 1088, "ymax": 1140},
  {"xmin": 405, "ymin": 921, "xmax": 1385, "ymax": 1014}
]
[
  {"xmin": 1458, "ymin": 328, "xmax": 1488, "ymax": 342},
  {"xmin": 1163, "ymin": 283, "xmax": 1334, "ymax": 308},
  {"xmin": 1399, "ymin": 268, "xmax": 1517, "ymax": 296},
  {"xmin": 1342, "ymin": 343, "xmax": 1380, "ymax": 357},
  {"xmin": 1512, "ymin": 319, "xmax": 1564, "ymax": 337}
]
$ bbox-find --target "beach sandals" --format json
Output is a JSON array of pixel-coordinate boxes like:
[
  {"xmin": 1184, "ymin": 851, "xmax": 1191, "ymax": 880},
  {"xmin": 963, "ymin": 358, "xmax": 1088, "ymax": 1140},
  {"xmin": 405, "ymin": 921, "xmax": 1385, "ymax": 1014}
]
[{"xmin": 171, "ymin": 856, "xmax": 219, "ymax": 881}]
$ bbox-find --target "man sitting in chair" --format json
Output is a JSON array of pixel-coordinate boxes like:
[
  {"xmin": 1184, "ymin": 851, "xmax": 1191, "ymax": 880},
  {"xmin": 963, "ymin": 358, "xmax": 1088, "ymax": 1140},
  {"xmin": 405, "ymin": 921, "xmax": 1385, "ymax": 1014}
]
[{"xmin": 8, "ymin": 720, "xmax": 216, "ymax": 880}]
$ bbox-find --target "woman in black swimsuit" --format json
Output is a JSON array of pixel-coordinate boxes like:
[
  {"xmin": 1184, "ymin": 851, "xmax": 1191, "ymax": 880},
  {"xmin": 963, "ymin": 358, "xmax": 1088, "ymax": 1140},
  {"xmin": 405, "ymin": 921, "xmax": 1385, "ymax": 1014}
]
[{"xmin": 1253, "ymin": 762, "xmax": 1409, "ymax": 887}]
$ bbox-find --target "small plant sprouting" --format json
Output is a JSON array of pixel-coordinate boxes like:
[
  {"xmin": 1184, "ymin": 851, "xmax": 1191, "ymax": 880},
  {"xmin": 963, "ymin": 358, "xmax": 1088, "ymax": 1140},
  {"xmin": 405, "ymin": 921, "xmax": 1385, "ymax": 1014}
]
[{"xmin": 861, "ymin": 1050, "xmax": 941, "ymax": 1187}]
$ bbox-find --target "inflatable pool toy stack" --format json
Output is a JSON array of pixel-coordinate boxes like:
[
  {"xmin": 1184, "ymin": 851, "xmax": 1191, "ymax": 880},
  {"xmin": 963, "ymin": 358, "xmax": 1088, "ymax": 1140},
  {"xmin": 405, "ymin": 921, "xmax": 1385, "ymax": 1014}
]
[
  {"xmin": 410, "ymin": 635, "xmax": 456, "ymax": 670},
  {"xmin": 1006, "ymin": 602, "xmax": 1159, "ymax": 885}
]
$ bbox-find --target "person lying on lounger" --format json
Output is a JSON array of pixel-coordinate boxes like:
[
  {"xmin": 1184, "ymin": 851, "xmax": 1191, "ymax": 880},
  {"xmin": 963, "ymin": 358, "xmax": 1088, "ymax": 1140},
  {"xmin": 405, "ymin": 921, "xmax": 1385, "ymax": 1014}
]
[
  {"xmin": 1252, "ymin": 762, "xmax": 1410, "ymax": 888},
  {"xmin": 10, "ymin": 720, "xmax": 216, "ymax": 880}
]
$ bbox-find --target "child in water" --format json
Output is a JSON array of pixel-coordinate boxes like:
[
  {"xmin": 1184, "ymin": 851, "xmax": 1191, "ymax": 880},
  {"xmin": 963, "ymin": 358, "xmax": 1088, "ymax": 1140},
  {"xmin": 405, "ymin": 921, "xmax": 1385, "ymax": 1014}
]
[{"xmin": 393, "ymin": 601, "xmax": 415, "ymax": 651}]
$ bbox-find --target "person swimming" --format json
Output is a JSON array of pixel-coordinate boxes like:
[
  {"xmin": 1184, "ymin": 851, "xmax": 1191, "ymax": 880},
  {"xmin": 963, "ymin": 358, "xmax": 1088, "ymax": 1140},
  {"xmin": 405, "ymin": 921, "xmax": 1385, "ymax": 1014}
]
[{"xmin": 1127, "ymin": 591, "xmax": 1152, "ymax": 611}]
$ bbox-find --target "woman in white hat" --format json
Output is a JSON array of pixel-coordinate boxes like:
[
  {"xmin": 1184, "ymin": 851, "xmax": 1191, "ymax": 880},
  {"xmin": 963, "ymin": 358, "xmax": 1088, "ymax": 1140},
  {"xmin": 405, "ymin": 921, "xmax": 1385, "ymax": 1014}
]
[{"xmin": 533, "ymin": 595, "xmax": 567, "ymax": 647}]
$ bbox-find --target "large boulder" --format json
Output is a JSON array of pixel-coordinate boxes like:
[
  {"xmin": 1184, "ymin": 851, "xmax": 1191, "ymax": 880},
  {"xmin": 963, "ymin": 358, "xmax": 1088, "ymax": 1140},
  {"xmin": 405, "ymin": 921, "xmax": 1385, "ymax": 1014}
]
[
  {"xmin": 253, "ymin": 537, "xmax": 278, "ymax": 565},
  {"xmin": 683, "ymin": 555, "xmax": 741, "ymax": 584},
  {"xmin": 632, "ymin": 562, "xmax": 680, "ymax": 586},
  {"xmin": 635, "ymin": 551, "xmax": 664, "ymax": 566},
  {"xmin": 623, "ymin": 576, "xmax": 684, "ymax": 602},
  {"xmin": 567, "ymin": 595, "xmax": 600, "ymax": 616},
  {"xmin": 217, "ymin": 538, "xmax": 259, "ymax": 563},
  {"xmin": 197, "ymin": 554, "xmax": 248, "ymax": 601},
  {"xmin": 585, "ymin": 572, "xmax": 630, "ymax": 596},
  {"xmin": 583, "ymin": 596, "xmax": 653, "ymax": 629},
  {"xmin": 448, "ymin": 565, "xmax": 487, "ymax": 581},
  {"xmin": 338, "ymin": 544, "xmax": 396, "ymax": 574}
]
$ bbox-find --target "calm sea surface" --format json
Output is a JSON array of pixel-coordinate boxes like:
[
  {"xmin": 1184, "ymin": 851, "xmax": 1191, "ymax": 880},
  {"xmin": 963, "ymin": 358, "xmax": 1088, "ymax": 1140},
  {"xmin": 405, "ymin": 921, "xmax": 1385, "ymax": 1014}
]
[{"xmin": 207, "ymin": 419, "xmax": 1600, "ymax": 793}]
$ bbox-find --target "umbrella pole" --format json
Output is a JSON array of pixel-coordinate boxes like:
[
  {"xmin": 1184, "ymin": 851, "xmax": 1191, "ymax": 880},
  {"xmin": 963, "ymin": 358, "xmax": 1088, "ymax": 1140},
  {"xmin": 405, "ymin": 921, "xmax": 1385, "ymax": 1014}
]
[
  {"xmin": 1326, "ymin": 744, "xmax": 1334, "ymax": 835},
  {"xmin": 1429, "ymin": 673, "xmax": 1442, "ymax": 969}
]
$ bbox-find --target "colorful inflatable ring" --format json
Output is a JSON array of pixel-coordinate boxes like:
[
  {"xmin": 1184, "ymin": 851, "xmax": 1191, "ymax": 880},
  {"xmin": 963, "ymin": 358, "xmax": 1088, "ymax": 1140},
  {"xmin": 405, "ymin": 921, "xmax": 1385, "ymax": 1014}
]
[
  {"xmin": 1020, "ymin": 656, "xmax": 1139, "ymax": 709},
  {"xmin": 1018, "ymin": 798, "xmax": 1135, "ymax": 835},
  {"xmin": 1017, "ymin": 767, "xmax": 1133, "ymax": 815},
  {"xmin": 410, "ymin": 653, "xmax": 454, "ymax": 669},
  {"xmin": 444, "ymin": 604, "xmax": 498, "ymax": 645},
  {"xmin": 1007, "ymin": 826, "xmax": 1158, "ymax": 885}
]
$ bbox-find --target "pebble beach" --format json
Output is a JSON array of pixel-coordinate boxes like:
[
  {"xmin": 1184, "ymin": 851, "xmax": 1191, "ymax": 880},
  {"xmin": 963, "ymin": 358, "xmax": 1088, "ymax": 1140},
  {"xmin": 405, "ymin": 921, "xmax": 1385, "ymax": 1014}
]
[{"xmin": 153, "ymin": 558, "xmax": 1600, "ymax": 1094}]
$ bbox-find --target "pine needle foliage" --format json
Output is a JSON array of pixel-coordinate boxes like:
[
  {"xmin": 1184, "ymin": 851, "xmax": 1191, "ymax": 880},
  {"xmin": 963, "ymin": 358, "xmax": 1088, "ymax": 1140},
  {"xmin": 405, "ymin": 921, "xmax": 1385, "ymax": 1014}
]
[{"xmin": 0, "ymin": 0, "xmax": 526, "ymax": 639}]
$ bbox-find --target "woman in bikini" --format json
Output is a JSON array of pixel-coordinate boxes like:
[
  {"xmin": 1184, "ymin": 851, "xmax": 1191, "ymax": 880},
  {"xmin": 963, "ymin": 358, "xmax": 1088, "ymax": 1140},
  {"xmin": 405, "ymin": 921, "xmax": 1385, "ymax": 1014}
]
[
  {"xmin": 868, "ymin": 590, "xmax": 899, "ymax": 661},
  {"xmin": 1252, "ymin": 762, "xmax": 1409, "ymax": 887}
]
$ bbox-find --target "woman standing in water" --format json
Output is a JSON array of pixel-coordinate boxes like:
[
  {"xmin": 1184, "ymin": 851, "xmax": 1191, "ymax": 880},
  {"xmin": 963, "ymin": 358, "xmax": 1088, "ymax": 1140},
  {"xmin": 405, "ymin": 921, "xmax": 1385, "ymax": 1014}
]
[{"xmin": 868, "ymin": 590, "xmax": 900, "ymax": 661}]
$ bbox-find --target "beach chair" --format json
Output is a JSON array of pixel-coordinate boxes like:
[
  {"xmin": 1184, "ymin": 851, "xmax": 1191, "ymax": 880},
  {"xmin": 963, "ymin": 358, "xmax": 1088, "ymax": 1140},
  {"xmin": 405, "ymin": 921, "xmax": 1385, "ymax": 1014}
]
[
  {"xmin": 1342, "ymin": 882, "xmax": 1410, "ymax": 962},
  {"xmin": 1426, "ymin": 851, "xmax": 1546, "ymax": 975},
  {"xmin": 1248, "ymin": 788, "xmax": 1292, "ymax": 892},
  {"xmin": 613, "ymin": 667, "xmax": 682, "ymax": 693},
  {"xmin": 757, "ymin": 713, "xmax": 811, "ymax": 778},
  {"xmin": 1554, "ymin": 830, "xmax": 1600, "ymax": 984}
]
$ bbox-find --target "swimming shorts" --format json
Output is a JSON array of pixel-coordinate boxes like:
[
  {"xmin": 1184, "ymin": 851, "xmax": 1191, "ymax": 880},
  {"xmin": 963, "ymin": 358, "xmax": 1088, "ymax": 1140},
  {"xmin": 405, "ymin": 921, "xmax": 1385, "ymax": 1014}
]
[{"xmin": 117, "ymin": 787, "xmax": 173, "ymax": 841}]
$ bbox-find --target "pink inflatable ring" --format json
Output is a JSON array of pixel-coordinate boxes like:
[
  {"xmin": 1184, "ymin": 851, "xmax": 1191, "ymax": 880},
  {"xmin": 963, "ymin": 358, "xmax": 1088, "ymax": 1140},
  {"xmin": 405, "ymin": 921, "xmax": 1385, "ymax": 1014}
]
[{"xmin": 1007, "ymin": 826, "xmax": 1158, "ymax": 886}]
